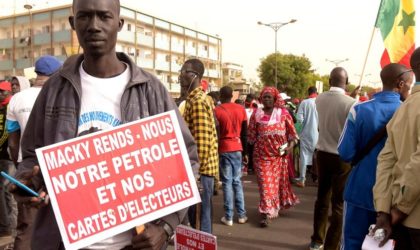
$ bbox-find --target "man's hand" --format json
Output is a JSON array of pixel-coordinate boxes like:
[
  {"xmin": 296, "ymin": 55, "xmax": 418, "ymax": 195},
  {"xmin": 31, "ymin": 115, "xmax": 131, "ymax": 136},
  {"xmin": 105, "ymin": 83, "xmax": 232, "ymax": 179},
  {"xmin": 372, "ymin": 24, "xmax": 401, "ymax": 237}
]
[
  {"xmin": 390, "ymin": 206, "xmax": 408, "ymax": 225},
  {"xmin": 9, "ymin": 165, "xmax": 49, "ymax": 207},
  {"xmin": 350, "ymin": 85, "xmax": 361, "ymax": 98},
  {"xmin": 285, "ymin": 140, "xmax": 296, "ymax": 155},
  {"xmin": 132, "ymin": 223, "xmax": 167, "ymax": 250},
  {"xmin": 373, "ymin": 212, "xmax": 392, "ymax": 247},
  {"xmin": 242, "ymin": 155, "xmax": 249, "ymax": 165}
]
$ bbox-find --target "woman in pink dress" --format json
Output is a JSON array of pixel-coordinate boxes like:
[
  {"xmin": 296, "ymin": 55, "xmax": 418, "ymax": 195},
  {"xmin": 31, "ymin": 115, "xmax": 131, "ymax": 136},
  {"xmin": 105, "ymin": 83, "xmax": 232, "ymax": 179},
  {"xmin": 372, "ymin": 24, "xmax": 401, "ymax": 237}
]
[{"xmin": 248, "ymin": 87, "xmax": 299, "ymax": 227}]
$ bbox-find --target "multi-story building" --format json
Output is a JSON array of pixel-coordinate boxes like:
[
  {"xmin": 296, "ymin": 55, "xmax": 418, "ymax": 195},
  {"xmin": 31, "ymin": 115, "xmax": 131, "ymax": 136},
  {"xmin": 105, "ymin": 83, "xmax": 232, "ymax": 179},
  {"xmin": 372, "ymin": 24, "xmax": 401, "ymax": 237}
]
[
  {"xmin": 0, "ymin": 4, "xmax": 222, "ymax": 96},
  {"xmin": 222, "ymin": 62, "xmax": 251, "ymax": 95}
]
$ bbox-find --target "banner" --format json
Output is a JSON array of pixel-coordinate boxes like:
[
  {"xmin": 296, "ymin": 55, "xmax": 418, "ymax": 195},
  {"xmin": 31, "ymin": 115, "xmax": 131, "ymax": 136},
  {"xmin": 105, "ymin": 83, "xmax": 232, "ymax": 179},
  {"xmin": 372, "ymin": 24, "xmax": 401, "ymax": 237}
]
[{"xmin": 36, "ymin": 111, "xmax": 201, "ymax": 250}]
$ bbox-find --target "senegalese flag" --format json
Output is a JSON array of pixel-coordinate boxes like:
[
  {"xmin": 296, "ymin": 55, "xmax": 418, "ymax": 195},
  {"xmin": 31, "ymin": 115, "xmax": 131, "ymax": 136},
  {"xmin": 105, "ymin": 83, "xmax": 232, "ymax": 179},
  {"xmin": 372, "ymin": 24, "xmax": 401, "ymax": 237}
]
[{"xmin": 375, "ymin": 0, "xmax": 415, "ymax": 68}]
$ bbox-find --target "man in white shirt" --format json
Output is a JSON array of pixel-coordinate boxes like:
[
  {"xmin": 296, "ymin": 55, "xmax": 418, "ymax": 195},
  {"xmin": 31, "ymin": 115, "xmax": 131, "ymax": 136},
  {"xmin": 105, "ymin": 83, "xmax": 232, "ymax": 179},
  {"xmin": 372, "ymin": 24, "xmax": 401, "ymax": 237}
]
[{"xmin": 7, "ymin": 55, "xmax": 62, "ymax": 250}]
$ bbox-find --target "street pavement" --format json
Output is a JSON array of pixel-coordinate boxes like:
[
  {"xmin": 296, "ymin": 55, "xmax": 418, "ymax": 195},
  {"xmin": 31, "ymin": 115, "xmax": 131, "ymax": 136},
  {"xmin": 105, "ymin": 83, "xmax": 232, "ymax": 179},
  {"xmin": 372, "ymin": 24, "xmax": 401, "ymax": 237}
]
[
  {"xmin": 0, "ymin": 174, "xmax": 318, "ymax": 250},
  {"xmin": 210, "ymin": 174, "xmax": 317, "ymax": 250}
]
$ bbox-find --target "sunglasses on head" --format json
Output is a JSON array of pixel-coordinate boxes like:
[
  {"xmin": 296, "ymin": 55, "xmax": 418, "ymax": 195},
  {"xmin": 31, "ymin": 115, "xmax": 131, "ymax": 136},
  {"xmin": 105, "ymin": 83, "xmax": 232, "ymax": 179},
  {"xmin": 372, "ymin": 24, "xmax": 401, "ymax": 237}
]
[{"xmin": 396, "ymin": 69, "xmax": 413, "ymax": 80}]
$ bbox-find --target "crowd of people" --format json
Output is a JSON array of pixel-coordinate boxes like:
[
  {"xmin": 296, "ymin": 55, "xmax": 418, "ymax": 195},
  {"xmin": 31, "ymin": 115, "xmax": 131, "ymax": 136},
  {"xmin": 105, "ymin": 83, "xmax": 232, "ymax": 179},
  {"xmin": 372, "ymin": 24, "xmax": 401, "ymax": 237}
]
[{"xmin": 0, "ymin": 0, "xmax": 419, "ymax": 249}]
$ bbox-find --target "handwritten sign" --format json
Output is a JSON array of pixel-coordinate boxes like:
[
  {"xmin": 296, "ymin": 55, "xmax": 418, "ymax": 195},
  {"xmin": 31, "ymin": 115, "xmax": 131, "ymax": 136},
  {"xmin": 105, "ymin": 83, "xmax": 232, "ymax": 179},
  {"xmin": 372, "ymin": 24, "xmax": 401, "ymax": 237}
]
[
  {"xmin": 36, "ymin": 111, "xmax": 200, "ymax": 250},
  {"xmin": 175, "ymin": 225, "xmax": 217, "ymax": 250}
]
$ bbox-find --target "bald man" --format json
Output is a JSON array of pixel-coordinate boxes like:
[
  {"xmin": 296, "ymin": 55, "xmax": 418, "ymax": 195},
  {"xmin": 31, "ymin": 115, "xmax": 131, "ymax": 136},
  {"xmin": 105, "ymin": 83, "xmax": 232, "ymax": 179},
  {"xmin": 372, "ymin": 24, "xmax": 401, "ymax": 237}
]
[
  {"xmin": 338, "ymin": 63, "xmax": 413, "ymax": 249},
  {"xmin": 309, "ymin": 67, "xmax": 356, "ymax": 250},
  {"xmin": 373, "ymin": 48, "xmax": 420, "ymax": 250}
]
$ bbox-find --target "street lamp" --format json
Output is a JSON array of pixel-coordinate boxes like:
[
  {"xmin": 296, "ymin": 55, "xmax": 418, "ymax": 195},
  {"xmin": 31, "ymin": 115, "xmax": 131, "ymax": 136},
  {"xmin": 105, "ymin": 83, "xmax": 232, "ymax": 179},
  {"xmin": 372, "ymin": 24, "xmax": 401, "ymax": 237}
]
[
  {"xmin": 24, "ymin": 4, "xmax": 34, "ymax": 67},
  {"xmin": 325, "ymin": 58, "xmax": 349, "ymax": 66},
  {"xmin": 258, "ymin": 19, "xmax": 297, "ymax": 89}
]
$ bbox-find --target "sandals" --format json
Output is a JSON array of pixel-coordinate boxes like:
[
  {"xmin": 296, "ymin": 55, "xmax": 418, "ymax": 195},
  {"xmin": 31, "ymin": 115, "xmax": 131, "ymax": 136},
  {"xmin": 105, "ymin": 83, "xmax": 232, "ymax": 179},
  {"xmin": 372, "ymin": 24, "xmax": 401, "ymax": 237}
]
[
  {"xmin": 260, "ymin": 218, "xmax": 269, "ymax": 227},
  {"xmin": 260, "ymin": 214, "xmax": 270, "ymax": 228}
]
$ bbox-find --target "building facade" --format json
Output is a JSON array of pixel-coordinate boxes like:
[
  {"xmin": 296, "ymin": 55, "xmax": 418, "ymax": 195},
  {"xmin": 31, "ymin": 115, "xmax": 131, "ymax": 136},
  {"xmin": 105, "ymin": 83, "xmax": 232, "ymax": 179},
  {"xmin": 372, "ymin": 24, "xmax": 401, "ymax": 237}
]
[
  {"xmin": 222, "ymin": 62, "xmax": 251, "ymax": 95},
  {"xmin": 0, "ymin": 4, "xmax": 222, "ymax": 96}
]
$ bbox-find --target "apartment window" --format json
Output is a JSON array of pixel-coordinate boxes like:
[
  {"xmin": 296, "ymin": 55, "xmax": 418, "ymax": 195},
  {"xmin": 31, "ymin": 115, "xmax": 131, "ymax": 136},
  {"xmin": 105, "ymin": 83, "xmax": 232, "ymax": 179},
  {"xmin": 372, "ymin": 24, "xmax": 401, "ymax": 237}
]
[
  {"xmin": 204, "ymin": 45, "xmax": 208, "ymax": 51},
  {"xmin": 145, "ymin": 51, "xmax": 153, "ymax": 59},
  {"xmin": 127, "ymin": 24, "xmax": 131, "ymax": 31},
  {"xmin": 42, "ymin": 47, "xmax": 54, "ymax": 55},
  {"xmin": 42, "ymin": 25, "xmax": 50, "ymax": 33},
  {"xmin": 137, "ymin": 26, "xmax": 145, "ymax": 34},
  {"xmin": 165, "ymin": 55, "xmax": 170, "ymax": 62}
]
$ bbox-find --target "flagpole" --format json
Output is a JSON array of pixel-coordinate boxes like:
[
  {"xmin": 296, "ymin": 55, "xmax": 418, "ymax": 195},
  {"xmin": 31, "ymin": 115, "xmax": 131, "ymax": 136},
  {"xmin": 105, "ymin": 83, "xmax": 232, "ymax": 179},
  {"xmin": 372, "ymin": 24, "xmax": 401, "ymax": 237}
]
[
  {"xmin": 358, "ymin": 0, "xmax": 384, "ymax": 87},
  {"xmin": 358, "ymin": 27, "xmax": 376, "ymax": 87}
]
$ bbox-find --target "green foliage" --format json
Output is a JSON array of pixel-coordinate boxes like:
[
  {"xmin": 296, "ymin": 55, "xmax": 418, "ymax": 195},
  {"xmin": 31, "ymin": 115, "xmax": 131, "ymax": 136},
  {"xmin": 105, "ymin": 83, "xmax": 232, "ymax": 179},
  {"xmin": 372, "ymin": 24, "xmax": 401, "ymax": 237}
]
[{"xmin": 257, "ymin": 53, "xmax": 326, "ymax": 98}]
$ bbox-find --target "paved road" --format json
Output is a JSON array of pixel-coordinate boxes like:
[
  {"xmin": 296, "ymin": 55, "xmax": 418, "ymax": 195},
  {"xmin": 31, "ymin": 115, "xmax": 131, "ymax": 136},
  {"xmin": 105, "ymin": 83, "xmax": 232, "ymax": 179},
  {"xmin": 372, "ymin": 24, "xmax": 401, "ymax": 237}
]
[
  {"xmin": 0, "ymin": 174, "xmax": 317, "ymax": 250},
  {"xmin": 210, "ymin": 174, "xmax": 317, "ymax": 250}
]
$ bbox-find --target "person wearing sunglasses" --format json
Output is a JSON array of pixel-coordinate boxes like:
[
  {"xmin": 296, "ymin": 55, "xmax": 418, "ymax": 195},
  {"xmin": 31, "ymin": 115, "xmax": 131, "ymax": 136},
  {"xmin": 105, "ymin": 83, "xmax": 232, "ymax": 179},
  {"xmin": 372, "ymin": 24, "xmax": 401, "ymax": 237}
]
[
  {"xmin": 338, "ymin": 63, "xmax": 413, "ymax": 249},
  {"xmin": 179, "ymin": 59, "xmax": 219, "ymax": 234}
]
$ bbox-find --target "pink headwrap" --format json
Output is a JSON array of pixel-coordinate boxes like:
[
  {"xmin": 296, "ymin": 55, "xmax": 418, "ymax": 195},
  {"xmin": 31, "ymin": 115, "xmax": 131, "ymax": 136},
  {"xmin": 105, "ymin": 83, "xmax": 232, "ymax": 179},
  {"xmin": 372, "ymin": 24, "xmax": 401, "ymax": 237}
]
[{"xmin": 259, "ymin": 86, "xmax": 285, "ymax": 108}]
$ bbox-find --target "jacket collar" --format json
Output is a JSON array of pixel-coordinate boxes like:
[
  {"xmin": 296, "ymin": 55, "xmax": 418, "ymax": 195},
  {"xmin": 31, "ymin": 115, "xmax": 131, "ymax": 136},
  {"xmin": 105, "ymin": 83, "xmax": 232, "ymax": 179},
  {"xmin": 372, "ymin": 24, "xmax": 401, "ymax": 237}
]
[
  {"xmin": 411, "ymin": 84, "xmax": 420, "ymax": 94},
  {"xmin": 187, "ymin": 86, "xmax": 204, "ymax": 100},
  {"xmin": 59, "ymin": 52, "xmax": 150, "ymax": 94},
  {"xmin": 372, "ymin": 91, "xmax": 400, "ymax": 101}
]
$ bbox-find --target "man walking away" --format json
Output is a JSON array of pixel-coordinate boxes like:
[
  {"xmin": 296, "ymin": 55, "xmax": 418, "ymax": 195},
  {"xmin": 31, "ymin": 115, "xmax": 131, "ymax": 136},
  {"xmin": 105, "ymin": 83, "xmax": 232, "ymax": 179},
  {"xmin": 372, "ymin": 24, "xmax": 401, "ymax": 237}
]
[
  {"xmin": 338, "ymin": 63, "xmax": 412, "ymax": 249},
  {"xmin": 215, "ymin": 86, "xmax": 248, "ymax": 226},
  {"xmin": 295, "ymin": 86, "xmax": 318, "ymax": 187},
  {"xmin": 309, "ymin": 67, "xmax": 356, "ymax": 250}
]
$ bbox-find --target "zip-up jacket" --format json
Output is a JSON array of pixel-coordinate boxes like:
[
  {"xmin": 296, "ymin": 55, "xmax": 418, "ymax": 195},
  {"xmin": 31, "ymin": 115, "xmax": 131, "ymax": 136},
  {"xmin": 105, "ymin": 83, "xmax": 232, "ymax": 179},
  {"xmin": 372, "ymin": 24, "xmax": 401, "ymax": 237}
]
[{"xmin": 16, "ymin": 53, "xmax": 199, "ymax": 250}]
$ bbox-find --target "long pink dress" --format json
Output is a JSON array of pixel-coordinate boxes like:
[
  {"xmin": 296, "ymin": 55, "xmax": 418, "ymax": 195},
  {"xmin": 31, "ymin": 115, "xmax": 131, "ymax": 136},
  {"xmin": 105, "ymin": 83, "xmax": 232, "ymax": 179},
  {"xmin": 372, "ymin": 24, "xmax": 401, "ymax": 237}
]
[{"xmin": 248, "ymin": 107, "xmax": 299, "ymax": 218}]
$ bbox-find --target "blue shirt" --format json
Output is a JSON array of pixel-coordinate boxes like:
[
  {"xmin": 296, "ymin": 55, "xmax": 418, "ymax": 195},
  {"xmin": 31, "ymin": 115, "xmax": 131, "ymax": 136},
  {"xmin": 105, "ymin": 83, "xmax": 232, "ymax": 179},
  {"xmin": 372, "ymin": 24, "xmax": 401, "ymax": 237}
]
[{"xmin": 338, "ymin": 91, "xmax": 401, "ymax": 211}]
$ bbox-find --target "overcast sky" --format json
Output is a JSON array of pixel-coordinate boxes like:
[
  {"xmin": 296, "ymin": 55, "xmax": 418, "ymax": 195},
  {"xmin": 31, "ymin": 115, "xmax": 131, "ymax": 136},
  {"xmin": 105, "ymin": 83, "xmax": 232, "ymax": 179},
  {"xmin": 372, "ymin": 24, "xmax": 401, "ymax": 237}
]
[{"xmin": 2, "ymin": 0, "xmax": 418, "ymax": 86}]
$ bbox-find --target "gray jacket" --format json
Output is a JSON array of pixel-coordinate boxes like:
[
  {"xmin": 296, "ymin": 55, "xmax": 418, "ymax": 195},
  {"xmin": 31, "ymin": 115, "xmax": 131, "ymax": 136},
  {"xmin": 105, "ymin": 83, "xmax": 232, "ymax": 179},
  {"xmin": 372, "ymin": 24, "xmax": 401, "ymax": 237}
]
[{"xmin": 17, "ymin": 53, "xmax": 199, "ymax": 250}]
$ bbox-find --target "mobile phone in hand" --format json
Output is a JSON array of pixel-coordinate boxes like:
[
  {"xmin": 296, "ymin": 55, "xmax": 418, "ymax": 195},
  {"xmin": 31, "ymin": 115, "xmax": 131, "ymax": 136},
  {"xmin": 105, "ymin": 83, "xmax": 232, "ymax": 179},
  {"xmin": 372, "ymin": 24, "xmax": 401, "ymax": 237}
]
[
  {"xmin": 1, "ymin": 171, "xmax": 44, "ymax": 200},
  {"xmin": 279, "ymin": 143, "xmax": 288, "ymax": 156}
]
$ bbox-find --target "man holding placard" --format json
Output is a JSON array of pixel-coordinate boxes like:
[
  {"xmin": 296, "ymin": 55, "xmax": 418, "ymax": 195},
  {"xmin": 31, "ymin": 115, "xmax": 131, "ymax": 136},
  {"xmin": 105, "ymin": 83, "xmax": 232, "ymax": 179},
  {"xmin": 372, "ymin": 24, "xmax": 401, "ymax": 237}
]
[{"xmin": 11, "ymin": 0, "xmax": 199, "ymax": 249}]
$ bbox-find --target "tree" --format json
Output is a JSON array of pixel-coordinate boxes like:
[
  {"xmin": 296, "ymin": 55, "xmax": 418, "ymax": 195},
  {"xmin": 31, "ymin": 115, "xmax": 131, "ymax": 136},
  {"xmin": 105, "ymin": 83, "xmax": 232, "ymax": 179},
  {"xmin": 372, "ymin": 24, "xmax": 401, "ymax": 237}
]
[{"xmin": 258, "ymin": 53, "xmax": 314, "ymax": 98}]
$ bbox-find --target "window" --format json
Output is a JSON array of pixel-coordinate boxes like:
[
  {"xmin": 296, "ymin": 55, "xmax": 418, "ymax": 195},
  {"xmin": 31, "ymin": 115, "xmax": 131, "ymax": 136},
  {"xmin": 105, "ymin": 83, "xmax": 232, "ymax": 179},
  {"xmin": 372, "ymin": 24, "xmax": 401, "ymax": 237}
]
[
  {"xmin": 42, "ymin": 25, "xmax": 50, "ymax": 33},
  {"xmin": 136, "ymin": 26, "xmax": 145, "ymax": 34},
  {"xmin": 127, "ymin": 24, "xmax": 131, "ymax": 31}
]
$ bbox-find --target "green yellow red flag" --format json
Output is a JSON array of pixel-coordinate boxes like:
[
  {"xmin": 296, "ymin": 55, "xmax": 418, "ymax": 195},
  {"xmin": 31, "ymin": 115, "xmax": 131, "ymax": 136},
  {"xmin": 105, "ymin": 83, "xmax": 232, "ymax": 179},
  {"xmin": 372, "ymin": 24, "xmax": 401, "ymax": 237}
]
[{"xmin": 375, "ymin": 0, "xmax": 415, "ymax": 68}]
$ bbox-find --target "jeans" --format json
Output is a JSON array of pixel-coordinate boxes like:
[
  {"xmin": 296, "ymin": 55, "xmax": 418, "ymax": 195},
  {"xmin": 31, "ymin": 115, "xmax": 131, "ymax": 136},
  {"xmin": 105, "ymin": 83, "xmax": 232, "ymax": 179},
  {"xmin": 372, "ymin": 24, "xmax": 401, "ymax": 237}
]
[
  {"xmin": 199, "ymin": 175, "xmax": 214, "ymax": 233},
  {"xmin": 311, "ymin": 151, "xmax": 351, "ymax": 250},
  {"xmin": 0, "ymin": 159, "xmax": 17, "ymax": 235},
  {"xmin": 219, "ymin": 152, "xmax": 246, "ymax": 220},
  {"xmin": 188, "ymin": 175, "xmax": 214, "ymax": 234}
]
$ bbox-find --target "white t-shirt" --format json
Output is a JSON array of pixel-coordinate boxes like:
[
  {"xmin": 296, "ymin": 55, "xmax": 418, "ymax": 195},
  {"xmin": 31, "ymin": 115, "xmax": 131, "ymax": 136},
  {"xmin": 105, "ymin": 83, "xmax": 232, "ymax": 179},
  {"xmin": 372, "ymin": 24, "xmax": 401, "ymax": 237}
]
[
  {"xmin": 6, "ymin": 87, "xmax": 42, "ymax": 162},
  {"xmin": 79, "ymin": 63, "xmax": 133, "ymax": 249}
]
